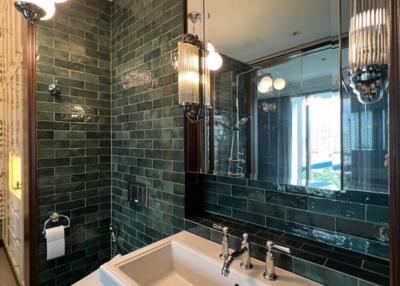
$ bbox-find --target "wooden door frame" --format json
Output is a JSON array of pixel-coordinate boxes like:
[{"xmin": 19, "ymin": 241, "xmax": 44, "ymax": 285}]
[{"xmin": 26, "ymin": 23, "xmax": 37, "ymax": 286}]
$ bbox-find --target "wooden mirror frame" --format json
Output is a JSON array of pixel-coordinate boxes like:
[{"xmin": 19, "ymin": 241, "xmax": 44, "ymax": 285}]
[{"xmin": 389, "ymin": 0, "xmax": 400, "ymax": 285}]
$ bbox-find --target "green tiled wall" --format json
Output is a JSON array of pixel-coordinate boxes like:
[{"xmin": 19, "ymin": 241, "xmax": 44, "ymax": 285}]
[
  {"xmin": 36, "ymin": 0, "xmax": 111, "ymax": 284},
  {"xmin": 110, "ymin": 0, "xmax": 185, "ymax": 253},
  {"xmin": 205, "ymin": 175, "xmax": 389, "ymax": 260}
]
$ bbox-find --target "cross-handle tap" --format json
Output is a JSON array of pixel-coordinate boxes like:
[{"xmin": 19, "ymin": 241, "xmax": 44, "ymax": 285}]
[
  {"xmin": 220, "ymin": 226, "xmax": 229, "ymax": 259},
  {"xmin": 264, "ymin": 240, "xmax": 291, "ymax": 281}
]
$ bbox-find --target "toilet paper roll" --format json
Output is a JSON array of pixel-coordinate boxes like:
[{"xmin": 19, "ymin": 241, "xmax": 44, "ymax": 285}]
[{"xmin": 46, "ymin": 225, "xmax": 65, "ymax": 260}]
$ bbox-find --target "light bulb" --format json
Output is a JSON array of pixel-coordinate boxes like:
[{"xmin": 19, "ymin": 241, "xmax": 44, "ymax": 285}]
[
  {"xmin": 29, "ymin": 0, "xmax": 56, "ymax": 20},
  {"xmin": 207, "ymin": 52, "xmax": 223, "ymax": 71},
  {"xmin": 257, "ymin": 76, "xmax": 273, "ymax": 93},
  {"xmin": 207, "ymin": 42, "xmax": 223, "ymax": 71},
  {"xmin": 273, "ymin": 78, "xmax": 286, "ymax": 90},
  {"xmin": 207, "ymin": 42, "xmax": 216, "ymax": 53},
  {"xmin": 41, "ymin": 2, "xmax": 55, "ymax": 20}
]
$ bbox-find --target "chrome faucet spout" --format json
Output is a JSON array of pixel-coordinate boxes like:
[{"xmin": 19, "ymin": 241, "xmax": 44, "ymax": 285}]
[
  {"xmin": 221, "ymin": 245, "xmax": 247, "ymax": 276},
  {"xmin": 221, "ymin": 233, "xmax": 252, "ymax": 277}
]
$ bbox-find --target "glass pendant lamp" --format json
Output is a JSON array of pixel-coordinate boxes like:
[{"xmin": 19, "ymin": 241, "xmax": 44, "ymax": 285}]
[
  {"xmin": 348, "ymin": 0, "xmax": 389, "ymax": 104},
  {"xmin": 178, "ymin": 41, "xmax": 200, "ymax": 107}
]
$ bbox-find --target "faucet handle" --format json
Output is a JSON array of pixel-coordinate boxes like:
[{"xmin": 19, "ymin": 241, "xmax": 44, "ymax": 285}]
[
  {"xmin": 264, "ymin": 241, "xmax": 291, "ymax": 281},
  {"xmin": 267, "ymin": 240, "xmax": 274, "ymax": 252},
  {"xmin": 242, "ymin": 233, "xmax": 249, "ymax": 244},
  {"xmin": 219, "ymin": 226, "xmax": 229, "ymax": 260},
  {"xmin": 267, "ymin": 240, "xmax": 291, "ymax": 254}
]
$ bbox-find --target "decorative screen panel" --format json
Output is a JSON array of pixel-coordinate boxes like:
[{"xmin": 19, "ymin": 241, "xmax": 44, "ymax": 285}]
[{"xmin": 0, "ymin": 1, "xmax": 27, "ymax": 285}]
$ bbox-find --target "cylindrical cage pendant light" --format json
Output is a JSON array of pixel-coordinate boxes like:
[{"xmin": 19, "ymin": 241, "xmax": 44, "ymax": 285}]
[
  {"xmin": 348, "ymin": 0, "xmax": 389, "ymax": 104},
  {"xmin": 178, "ymin": 42, "xmax": 201, "ymax": 107}
]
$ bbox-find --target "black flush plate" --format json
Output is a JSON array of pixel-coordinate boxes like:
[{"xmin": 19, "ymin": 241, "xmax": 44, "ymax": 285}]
[{"xmin": 128, "ymin": 183, "xmax": 147, "ymax": 207}]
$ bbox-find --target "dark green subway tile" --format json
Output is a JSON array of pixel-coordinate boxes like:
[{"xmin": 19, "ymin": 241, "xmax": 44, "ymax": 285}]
[
  {"xmin": 247, "ymin": 200, "xmax": 285, "ymax": 219},
  {"xmin": 218, "ymin": 176, "xmax": 247, "ymax": 186},
  {"xmin": 293, "ymin": 258, "xmax": 358, "ymax": 286},
  {"xmin": 206, "ymin": 181, "xmax": 231, "ymax": 195},
  {"xmin": 185, "ymin": 221, "xmax": 211, "ymax": 240},
  {"xmin": 358, "ymin": 280, "xmax": 380, "ymax": 286},
  {"xmin": 336, "ymin": 218, "xmax": 389, "ymax": 243},
  {"xmin": 366, "ymin": 241, "xmax": 389, "ymax": 260},
  {"xmin": 325, "ymin": 259, "xmax": 389, "ymax": 286},
  {"xmin": 218, "ymin": 195, "xmax": 247, "ymax": 210},
  {"xmin": 309, "ymin": 197, "xmax": 365, "ymax": 220},
  {"xmin": 335, "ymin": 190, "xmax": 389, "ymax": 207},
  {"xmin": 366, "ymin": 205, "xmax": 389, "ymax": 224},
  {"xmin": 232, "ymin": 185, "xmax": 265, "ymax": 201},
  {"xmin": 265, "ymin": 190, "xmax": 308, "ymax": 209},
  {"xmin": 205, "ymin": 203, "xmax": 231, "ymax": 217},
  {"xmin": 286, "ymin": 208, "xmax": 335, "ymax": 231},
  {"xmin": 232, "ymin": 209, "xmax": 265, "ymax": 227}
]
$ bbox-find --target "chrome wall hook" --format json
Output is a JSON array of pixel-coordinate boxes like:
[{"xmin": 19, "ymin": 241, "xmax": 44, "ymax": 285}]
[{"xmin": 48, "ymin": 80, "xmax": 61, "ymax": 97}]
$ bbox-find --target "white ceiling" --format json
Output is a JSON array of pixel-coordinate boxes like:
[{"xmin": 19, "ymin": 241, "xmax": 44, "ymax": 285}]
[{"xmin": 205, "ymin": 0, "xmax": 340, "ymax": 63}]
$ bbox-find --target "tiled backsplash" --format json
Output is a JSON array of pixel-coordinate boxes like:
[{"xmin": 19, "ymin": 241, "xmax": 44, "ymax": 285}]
[
  {"xmin": 205, "ymin": 175, "xmax": 389, "ymax": 260},
  {"xmin": 36, "ymin": 0, "xmax": 111, "ymax": 284},
  {"xmin": 185, "ymin": 213, "xmax": 389, "ymax": 286}
]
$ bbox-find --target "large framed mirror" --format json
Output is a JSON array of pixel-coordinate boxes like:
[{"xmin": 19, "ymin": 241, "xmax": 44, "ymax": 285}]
[{"xmin": 186, "ymin": 0, "xmax": 389, "ymax": 194}]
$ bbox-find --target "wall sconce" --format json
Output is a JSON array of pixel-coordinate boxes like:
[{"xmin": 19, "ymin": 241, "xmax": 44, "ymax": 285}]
[
  {"xmin": 172, "ymin": 11, "xmax": 215, "ymax": 121},
  {"xmin": 178, "ymin": 39, "xmax": 200, "ymax": 106},
  {"xmin": 14, "ymin": 0, "xmax": 67, "ymax": 23},
  {"xmin": 348, "ymin": 0, "xmax": 388, "ymax": 104},
  {"xmin": 174, "ymin": 32, "xmax": 211, "ymax": 122},
  {"xmin": 257, "ymin": 75, "xmax": 286, "ymax": 93},
  {"xmin": 273, "ymin": 78, "xmax": 286, "ymax": 91}
]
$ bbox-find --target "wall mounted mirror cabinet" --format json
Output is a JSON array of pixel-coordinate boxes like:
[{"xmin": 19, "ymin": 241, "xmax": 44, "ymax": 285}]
[{"xmin": 184, "ymin": 0, "xmax": 389, "ymax": 195}]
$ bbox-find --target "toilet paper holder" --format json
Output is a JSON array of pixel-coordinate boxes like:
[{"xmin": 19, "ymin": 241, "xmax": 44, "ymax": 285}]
[{"xmin": 42, "ymin": 212, "xmax": 70, "ymax": 237}]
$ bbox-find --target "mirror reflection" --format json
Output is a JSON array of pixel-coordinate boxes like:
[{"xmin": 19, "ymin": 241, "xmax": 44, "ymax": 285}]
[{"xmin": 201, "ymin": 0, "xmax": 388, "ymax": 192}]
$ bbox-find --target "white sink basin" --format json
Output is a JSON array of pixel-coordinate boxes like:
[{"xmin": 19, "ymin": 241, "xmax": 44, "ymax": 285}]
[{"xmin": 100, "ymin": 231, "xmax": 321, "ymax": 286}]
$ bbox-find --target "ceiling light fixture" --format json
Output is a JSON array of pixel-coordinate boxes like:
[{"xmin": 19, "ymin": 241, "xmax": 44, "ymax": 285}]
[
  {"xmin": 39, "ymin": 0, "xmax": 56, "ymax": 21},
  {"xmin": 273, "ymin": 78, "xmax": 286, "ymax": 91},
  {"xmin": 257, "ymin": 76, "xmax": 273, "ymax": 93},
  {"xmin": 14, "ymin": 0, "xmax": 66, "ymax": 23},
  {"xmin": 256, "ymin": 75, "xmax": 286, "ymax": 93}
]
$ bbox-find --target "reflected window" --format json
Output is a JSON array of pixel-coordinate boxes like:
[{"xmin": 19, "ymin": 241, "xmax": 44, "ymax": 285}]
[
  {"xmin": 212, "ymin": 43, "xmax": 388, "ymax": 193},
  {"xmin": 258, "ymin": 92, "xmax": 341, "ymax": 190},
  {"xmin": 256, "ymin": 45, "xmax": 341, "ymax": 190}
]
